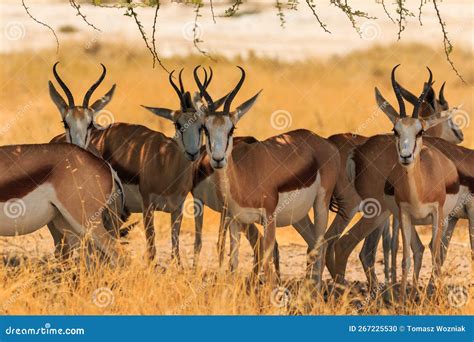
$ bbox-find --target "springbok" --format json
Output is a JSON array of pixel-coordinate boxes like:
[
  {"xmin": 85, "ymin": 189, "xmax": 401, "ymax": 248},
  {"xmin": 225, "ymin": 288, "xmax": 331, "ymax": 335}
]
[
  {"xmin": 326, "ymin": 79, "xmax": 465, "ymax": 289},
  {"xmin": 358, "ymin": 80, "xmax": 465, "ymax": 286},
  {"xmin": 51, "ymin": 66, "xmax": 227, "ymax": 263},
  {"xmin": 0, "ymin": 143, "xmax": 121, "ymax": 265},
  {"xmin": 330, "ymin": 68, "xmax": 472, "ymax": 294},
  {"xmin": 379, "ymin": 65, "xmax": 460, "ymax": 300},
  {"xmin": 193, "ymin": 66, "xmax": 341, "ymax": 285}
]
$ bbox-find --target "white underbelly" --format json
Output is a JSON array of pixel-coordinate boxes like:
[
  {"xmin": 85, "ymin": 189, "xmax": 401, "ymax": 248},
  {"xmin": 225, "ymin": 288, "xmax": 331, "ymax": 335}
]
[
  {"xmin": 228, "ymin": 175, "xmax": 319, "ymax": 226},
  {"xmin": 385, "ymin": 192, "xmax": 460, "ymax": 225},
  {"xmin": 0, "ymin": 184, "xmax": 57, "ymax": 236}
]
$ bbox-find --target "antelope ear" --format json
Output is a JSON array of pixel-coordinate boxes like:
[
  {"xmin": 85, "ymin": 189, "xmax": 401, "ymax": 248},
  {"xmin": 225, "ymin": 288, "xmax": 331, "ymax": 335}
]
[
  {"xmin": 375, "ymin": 87, "xmax": 398, "ymax": 124},
  {"xmin": 141, "ymin": 105, "xmax": 175, "ymax": 121},
  {"xmin": 230, "ymin": 90, "xmax": 262, "ymax": 124},
  {"xmin": 422, "ymin": 113, "xmax": 451, "ymax": 130},
  {"xmin": 91, "ymin": 84, "xmax": 116, "ymax": 112},
  {"xmin": 191, "ymin": 91, "xmax": 207, "ymax": 115},
  {"xmin": 49, "ymin": 81, "xmax": 68, "ymax": 118}
]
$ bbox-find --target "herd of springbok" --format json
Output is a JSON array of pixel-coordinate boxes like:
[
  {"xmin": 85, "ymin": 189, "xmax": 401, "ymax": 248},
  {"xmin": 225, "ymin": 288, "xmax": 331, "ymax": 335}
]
[{"xmin": 0, "ymin": 62, "xmax": 472, "ymax": 303}]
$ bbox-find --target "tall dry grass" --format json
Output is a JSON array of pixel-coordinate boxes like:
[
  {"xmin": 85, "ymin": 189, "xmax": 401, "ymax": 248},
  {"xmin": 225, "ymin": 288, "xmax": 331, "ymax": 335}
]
[{"xmin": 0, "ymin": 43, "xmax": 472, "ymax": 315}]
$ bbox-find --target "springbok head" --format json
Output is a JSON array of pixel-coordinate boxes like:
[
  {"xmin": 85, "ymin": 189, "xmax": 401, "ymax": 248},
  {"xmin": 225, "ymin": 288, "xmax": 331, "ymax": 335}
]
[
  {"xmin": 49, "ymin": 62, "xmax": 115, "ymax": 149},
  {"xmin": 396, "ymin": 80, "xmax": 464, "ymax": 144},
  {"xmin": 142, "ymin": 68, "xmax": 228, "ymax": 161},
  {"xmin": 376, "ymin": 65, "xmax": 451, "ymax": 167},
  {"xmin": 192, "ymin": 66, "xmax": 261, "ymax": 169}
]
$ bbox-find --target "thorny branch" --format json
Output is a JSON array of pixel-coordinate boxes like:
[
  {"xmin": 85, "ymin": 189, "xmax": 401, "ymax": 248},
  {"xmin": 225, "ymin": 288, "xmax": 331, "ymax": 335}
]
[
  {"xmin": 19, "ymin": 0, "xmax": 466, "ymax": 81},
  {"xmin": 21, "ymin": 0, "xmax": 59, "ymax": 53},
  {"xmin": 69, "ymin": 0, "xmax": 101, "ymax": 31},
  {"xmin": 432, "ymin": 0, "xmax": 465, "ymax": 83},
  {"xmin": 305, "ymin": 0, "xmax": 331, "ymax": 33},
  {"xmin": 330, "ymin": 0, "xmax": 374, "ymax": 36}
]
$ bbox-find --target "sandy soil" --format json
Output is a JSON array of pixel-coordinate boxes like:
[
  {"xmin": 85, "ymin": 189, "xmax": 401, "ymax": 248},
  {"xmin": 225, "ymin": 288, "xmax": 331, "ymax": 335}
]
[{"xmin": 1, "ymin": 1, "xmax": 473, "ymax": 59}]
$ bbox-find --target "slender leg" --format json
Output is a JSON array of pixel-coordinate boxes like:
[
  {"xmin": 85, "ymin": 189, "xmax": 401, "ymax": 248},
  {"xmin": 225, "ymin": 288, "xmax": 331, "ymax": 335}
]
[
  {"xmin": 193, "ymin": 197, "xmax": 204, "ymax": 268},
  {"xmin": 325, "ymin": 205, "xmax": 359, "ymax": 279},
  {"xmin": 292, "ymin": 216, "xmax": 316, "ymax": 277},
  {"xmin": 311, "ymin": 194, "xmax": 329, "ymax": 289},
  {"xmin": 431, "ymin": 207, "xmax": 444, "ymax": 279},
  {"xmin": 390, "ymin": 216, "xmax": 400, "ymax": 285},
  {"xmin": 48, "ymin": 222, "xmax": 74, "ymax": 262},
  {"xmin": 359, "ymin": 222, "xmax": 384, "ymax": 292},
  {"xmin": 439, "ymin": 216, "xmax": 458, "ymax": 265},
  {"xmin": 399, "ymin": 210, "xmax": 412, "ymax": 304},
  {"xmin": 171, "ymin": 203, "xmax": 184, "ymax": 265},
  {"xmin": 334, "ymin": 211, "xmax": 391, "ymax": 283},
  {"xmin": 217, "ymin": 209, "xmax": 230, "ymax": 268},
  {"xmin": 229, "ymin": 219, "xmax": 241, "ymax": 272},
  {"xmin": 381, "ymin": 219, "xmax": 392, "ymax": 284},
  {"xmin": 410, "ymin": 226, "xmax": 425, "ymax": 286},
  {"xmin": 262, "ymin": 216, "xmax": 277, "ymax": 282},
  {"xmin": 142, "ymin": 200, "xmax": 157, "ymax": 262}
]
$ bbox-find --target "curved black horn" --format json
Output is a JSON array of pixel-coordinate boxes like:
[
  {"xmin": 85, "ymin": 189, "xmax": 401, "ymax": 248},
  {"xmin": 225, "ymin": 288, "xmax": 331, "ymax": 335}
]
[
  {"xmin": 193, "ymin": 65, "xmax": 214, "ymax": 110},
  {"xmin": 223, "ymin": 66, "xmax": 246, "ymax": 114},
  {"xmin": 53, "ymin": 62, "xmax": 74, "ymax": 107},
  {"xmin": 83, "ymin": 63, "xmax": 106, "ymax": 108},
  {"xmin": 204, "ymin": 66, "xmax": 213, "ymax": 90},
  {"xmin": 178, "ymin": 68, "xmax": 185, "ymax": 94},
  {"xmin": 391, "ymin": 64, "xmax": 406, "ymax": 118},
  {"xmin": 413, "ymin": 66, "xmax": 433, "ymax": 118},
  {"xmin": 169, "ymin": 70, "xmax": 187, "ymax": 110},
  {"xmin": 439, "ymin": 81, "xmax": 447, "ymax": 105}
]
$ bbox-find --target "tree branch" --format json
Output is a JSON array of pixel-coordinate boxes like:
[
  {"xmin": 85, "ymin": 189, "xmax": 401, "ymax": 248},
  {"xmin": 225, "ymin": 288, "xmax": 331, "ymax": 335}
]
[
  {"xmin": 432, "ymin": 0, "xmax": 465, "ymax": 83},
  {"xmin": 69, "ymin": 0, "xmax": 101, "ymax": 31},
  {"xmin": 305, "ymin": 0, "xmax": 331, "ymax": 33},
  {"xmin": 21, "ymin": 0, "xmax": 59, "ymax": 54}
]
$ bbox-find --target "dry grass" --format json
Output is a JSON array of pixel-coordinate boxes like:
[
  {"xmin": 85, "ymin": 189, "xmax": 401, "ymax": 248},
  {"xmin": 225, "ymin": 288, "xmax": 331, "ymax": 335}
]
[{"xmin": 0, "ymin": 42, "xmax": 472, "ymax": 315}]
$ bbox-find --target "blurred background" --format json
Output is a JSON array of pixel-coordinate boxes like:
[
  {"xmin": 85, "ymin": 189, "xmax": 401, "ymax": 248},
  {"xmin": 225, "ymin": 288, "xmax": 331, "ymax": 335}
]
[{"xmin": 0, "ymin": 0, "xmax": 472, "ymax": 314}]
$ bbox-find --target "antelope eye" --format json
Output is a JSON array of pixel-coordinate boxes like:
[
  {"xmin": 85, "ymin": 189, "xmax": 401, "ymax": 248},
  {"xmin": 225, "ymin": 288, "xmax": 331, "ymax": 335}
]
[
  {"xmin": 175, "ymin": 122, "xmax": 182, "ymax": 131},
  {"xmin": 228, "ymin": 126, "xmax": 235, "ymax": 136},
  {"xmin": 416, "ymin": 130, "xmax": 424, "ymax": 137},
  {"xmin": 88, "ymin": 121, "xmax": 94, "ymax": 129},
  {"xmin": 202, "ymin": 125, "xmax": 209, "ymax": 136},
  {"xmin": 392, "ymin": 128, "xmax": 399, "ymax": 137},
  {"xmin": 63, "ymin": 121, "xmax": 69, "ymax": 129}
]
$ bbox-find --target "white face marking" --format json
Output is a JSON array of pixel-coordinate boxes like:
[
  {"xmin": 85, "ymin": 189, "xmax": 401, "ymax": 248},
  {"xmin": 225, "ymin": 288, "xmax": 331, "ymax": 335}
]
[
  {"xmin": 174, "ymin": 111, "xmax": 203, "ymax": 161},
  {"xmin": 393, "ymin": 118, "xmax": 423, "ymax": 166},
  {"xmin": 64, "ymin": 108, "xmax": 93, "ymax": 149},
  {"xmin": 203, "ymin": 115, "xmax": 235, "ymax": 169}
]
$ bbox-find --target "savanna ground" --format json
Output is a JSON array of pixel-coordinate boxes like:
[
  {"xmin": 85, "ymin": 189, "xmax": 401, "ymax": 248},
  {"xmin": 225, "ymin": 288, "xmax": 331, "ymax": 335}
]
[{"xmin": 0, "ymin": 39, "xmax": 473, "ymax": 315}]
